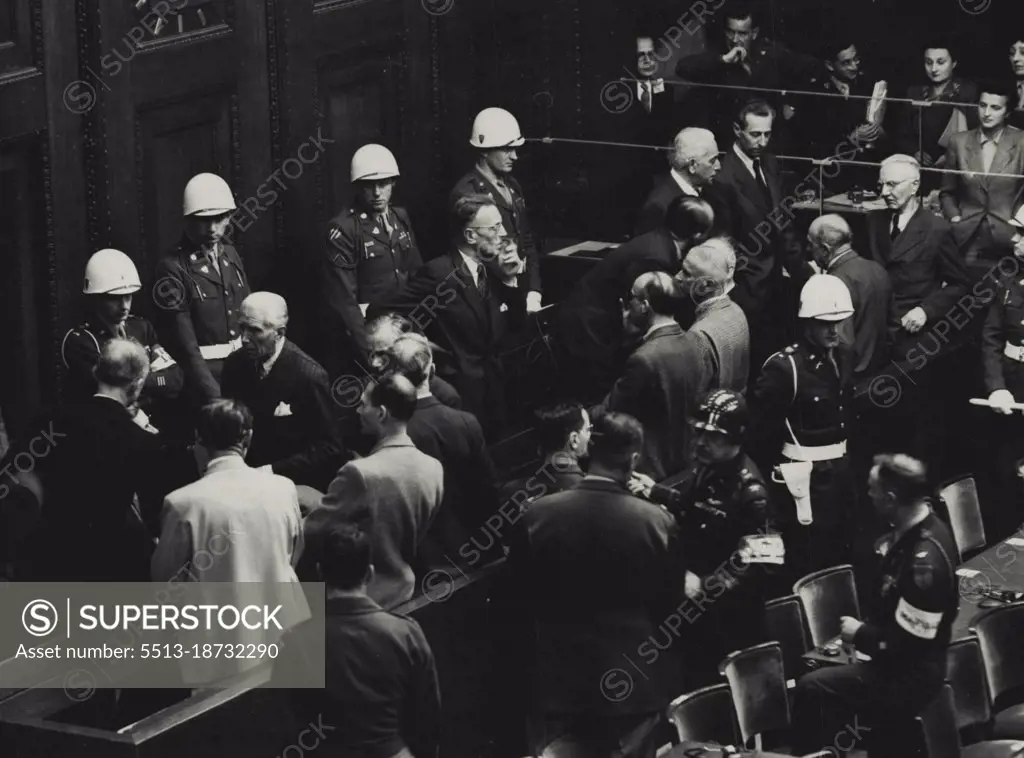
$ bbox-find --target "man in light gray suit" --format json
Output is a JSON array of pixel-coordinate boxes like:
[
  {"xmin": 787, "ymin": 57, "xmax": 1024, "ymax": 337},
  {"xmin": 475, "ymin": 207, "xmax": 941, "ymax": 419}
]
[
  {"xmin": 308, "ymin": 374, "xmax": 443, "ymax": 609},
  {"xmin": 151, "ymin": 398, "xmax": 309, "ymax": 687}
]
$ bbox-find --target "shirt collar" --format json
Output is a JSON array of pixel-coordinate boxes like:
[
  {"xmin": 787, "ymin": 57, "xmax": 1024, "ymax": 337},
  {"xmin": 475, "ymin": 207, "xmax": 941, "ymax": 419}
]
[
  {"xmin": 825, "ymin": 244, "xmax": 856, "ymax": 271},
  {"xmin": 896, "ymin": 200, "xmax": 919, "ymax": 230},
  {"xmin": 733, "ymin": 142, "xmax": 757, "ymax": 177},
  {"xmin": 670, "ymin": 169, "xmax": 700, "ymax": 197},
  {"xmin": 980, "ymin": 128, "xmax": 1005, "ymax": 146},
  {"xmin": 458, "ymin": 250, "xmax": 481, "ymax": 284},
  {"xmin": 643, "ymin": 320, "xmax": 678, "ymax": 340},
  {"xmin": 695, "ymin": 285, "xmax": 736, "ymax": 315},
  {"xmin": 262, "ymin": 338, "xmax": 286, "ymax": 376}
]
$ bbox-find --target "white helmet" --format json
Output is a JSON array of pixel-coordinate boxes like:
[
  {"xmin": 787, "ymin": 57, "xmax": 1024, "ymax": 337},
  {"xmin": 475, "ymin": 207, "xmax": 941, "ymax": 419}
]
[
  {"xmin": 351, "ymin": 144, "xmax": 400, "ymax": 182},
  {"xmin": 182, "ymin": 173, "xmax": 236, "ymax": 217},
  {"xmin": 83, "ymin": 249, "xmax": 141, "ymax": 295},
  {"xmin": 799, "ymin": 274, "xmax": 854, "ymax": 321},
  {"xmin": 469, "ymin": 107, "xmax": 525, "ymax": 149}
]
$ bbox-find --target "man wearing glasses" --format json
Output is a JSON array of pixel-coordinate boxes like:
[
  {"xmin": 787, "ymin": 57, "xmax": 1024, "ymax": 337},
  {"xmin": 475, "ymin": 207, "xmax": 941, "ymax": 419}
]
[
  {"xmin": 865, "ymin": 154, "xmax": 970, "ymax": 465},
  {"xmin": 369, "ymin": 195, "xmax": 526, "ymax": 440}
]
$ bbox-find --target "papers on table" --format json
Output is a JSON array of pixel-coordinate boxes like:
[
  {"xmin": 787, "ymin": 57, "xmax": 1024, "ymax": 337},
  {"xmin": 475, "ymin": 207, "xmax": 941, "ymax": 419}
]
[
  {"xmin": 739, "ymin": 534, "xmax": 785, "ymax": 565},
  {"xmin": 866, "ymin": 80, "xmax": 888, "ymax": 126},
  {"xmin": 1005, "ymin": 537, "xmax": 1024, "ymax": 548},
  {"xmin": 956, "ymin": 568, "xmax": 982, "ymax": 578}
]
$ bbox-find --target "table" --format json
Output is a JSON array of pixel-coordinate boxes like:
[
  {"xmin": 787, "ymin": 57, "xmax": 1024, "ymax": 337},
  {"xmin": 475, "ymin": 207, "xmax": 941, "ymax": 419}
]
[
  {"xmin": 792, "ymin": 193, "xmax": 887, "ymax": 215},
  {"xmin": 664, "ymin": 743, "xmax": 791, "ymax": 757},
  {"xmin": 953, "ymin": 532, "xmax": 1024, "ymax": 638}
]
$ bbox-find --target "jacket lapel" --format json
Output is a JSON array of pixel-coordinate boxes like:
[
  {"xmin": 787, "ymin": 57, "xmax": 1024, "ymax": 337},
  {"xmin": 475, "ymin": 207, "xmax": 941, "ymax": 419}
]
[
  {"xmin": 964, "ymin": 130, "xmax": 986, "ymax": 176},
  {"xmin": 472, "ymin": 167, "xmax": 514, "ymax": 212},
  {"xmin": 888, "ymin": 207, "xmax": 929, "ymax": 262},
  {"xmin": 988, "ymin": 133, "xmax": 1017, "ymax": 178},
  {"xmin": 451, "ymin": 253, "xmax": 491, "ymax": 329},
  {"xmin": 186, "ymin": 249, "xmax": 224, "ymax": 287},
  {"xmin": 367, "ymin": 209, "xmax": 395, "ymax": 246}
]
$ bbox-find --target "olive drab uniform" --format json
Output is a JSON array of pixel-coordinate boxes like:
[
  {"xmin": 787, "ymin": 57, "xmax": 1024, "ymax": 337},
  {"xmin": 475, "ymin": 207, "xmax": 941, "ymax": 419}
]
[
  {"xmin": 750, "ymin": 340, "xmax": 857, "ymax": 578},
  {"xmin": 450, "ymin": 167, "xmax": 542, "ymax": 295},
  {"xmin": 650, "ymin": 454, "xmax": 779, "ymax": 687},
  {"xmin": 323, "ymin": 204, "xmax": 422, "ymax": 363},
  {"xmin": 152, "ymin": 238, "xmax": 250, "ymax": 405},
  {"xmin": 61, "ymin": 316, "xmax": 183, "ymax": 408},
  {"xmin": 792, "ymin": 510, "xmax": 958, "ymax": 757}
]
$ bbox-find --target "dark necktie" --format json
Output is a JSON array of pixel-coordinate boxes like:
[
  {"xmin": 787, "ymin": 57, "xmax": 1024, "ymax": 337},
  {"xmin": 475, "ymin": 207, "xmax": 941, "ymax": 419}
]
[
  {"xmin": 640, "ymin": 82, "xmax": 653, "ymax": 114},
  {"xmin": 378, "ymin": 212, "xmax": 393, "ymax": 237},
  {"xmin": 752, "ymin": 159, "xmax": 772, "ymax": 204},
  {"xmin": 476, "ymin": 266, "xmax": 489, "ymax": 299},
  {"xmin": 890, "ymin": 214, "xmax": 901, "ymax": 241},
  {"xmin": 115, "ymin": 323, "xmax": 127, "ymax": 340}
]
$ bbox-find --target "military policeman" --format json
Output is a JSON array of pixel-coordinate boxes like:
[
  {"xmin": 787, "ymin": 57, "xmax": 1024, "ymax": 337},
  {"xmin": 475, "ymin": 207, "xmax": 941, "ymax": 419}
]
[
  {"xmin": 324, "ymin": 144, "xmax": 423, "ymax": 373},
  {"xmin": 750, "ymin": 274, "xmax": 857, "ymax": 582},
  {"xmin": 450, "ymin": 107, "xmax": 542, "ymax": 313},
  {"xmin": 981, "ymin": 266, "xmax": 1024, "ymax": 510},
  {"xmin": 792, "ymin": 454, "xmax": 958, "ymax": 758},
  {"xmin": 152, "ymin": 172, "xmax": 250, "ymax": 406},
  {"xmin": 630, "ymin": 389, "xmax": 781, "ymax": 687},
  {"xmin": 62, "ymin": 249, "xmax": 183, "ymax": 430}
]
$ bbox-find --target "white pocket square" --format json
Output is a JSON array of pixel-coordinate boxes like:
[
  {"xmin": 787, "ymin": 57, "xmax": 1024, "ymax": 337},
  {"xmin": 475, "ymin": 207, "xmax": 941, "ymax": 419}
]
[
  {"xmin": 273, "ymin": 402, "xmax": 293, "ymax": 417},
  {"xmin": 500, "ymin": 303, "xmax": 509, "ymax": 313}
]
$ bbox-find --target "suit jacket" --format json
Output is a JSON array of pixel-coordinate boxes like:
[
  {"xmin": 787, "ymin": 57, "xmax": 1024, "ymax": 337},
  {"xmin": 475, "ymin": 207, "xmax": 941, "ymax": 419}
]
[
  {"xmin": 825, "ymin": 249, "xmax": 893, "ymax": 377},
  {"xmin": 312, "ymin": 433, "xmax": 444, "ymax": 609},
  {"xmin": 605, "ymin": 322, "xmax": 703, "ymax": 481},
  {"xmin": 279, "ymin": 595, "xmax": 441, "ymax": 758},
  {"xmin": 369, "ymin": 251, "xmax": 526, "ymax": 430},
  {"xmin": 20, "ymin": 396, "xmax": 164, "ymax": 581},
  {"xmin": 507, "ymin": 477, "xmax": 683, "ymax": 716},
  {"xmin": 406, "ymin": 395, "xmax": 500, "ymax": 569},
  {"xmin": 450, "ymin": 168, "xmax": 542, "ymax": 294},
  {"xmin": 221, "ymin": 340, "xmax": 344, "ymax": 491},
  {"xmin": 940, "ymin": 126, "xmax": 1024, "ymax": 257},
  {"xmin": 151, "ymin": 455, "xmax": 310, "ymax": 685},
  {"xmin": 899, "ymin": 79, "xmax": 979, "ymax": 162},
  {"xmin": 635, "ymin": 173, "xmax": 697, "ymax": 236},
  {"xmin": 689, "ymin": 294, "xmax": 750, "ymax": 395},
  {"xmin": 866, "ymin": 206, "xmax": 971, "ymax": 360},
  {"xmin": 707, "ymin": 149, "xmax": 802, "ymax": 316},
  {"xmin": 555, "ymin": 228, "xmax": 680, "ymax": 374}
]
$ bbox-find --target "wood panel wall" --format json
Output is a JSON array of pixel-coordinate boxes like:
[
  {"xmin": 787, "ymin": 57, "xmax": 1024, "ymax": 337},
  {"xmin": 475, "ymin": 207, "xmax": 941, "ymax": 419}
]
[{"xmin": 0, "ymin": 0, "xmax": 1009, "ymax": 434}]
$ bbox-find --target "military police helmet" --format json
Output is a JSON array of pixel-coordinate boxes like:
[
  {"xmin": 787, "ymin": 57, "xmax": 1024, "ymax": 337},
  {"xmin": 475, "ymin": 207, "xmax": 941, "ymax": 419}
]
[
  {"xmin": 83, "ymin": 248, "xmax": 142, "ymax": 295},
  {"xmin": 692, "ymin": 389, "xmax": 748, "ymax": 440},
  {"xmin": 470, "ymin": 107, "xmax": 525, "ymax": 149},
  {"xmin": 183, "ymin": 173, "xmax": 237, "ymax": 217},
  {"xmin": 799, "ymin": 273, "xmax": 854, "ymax": 321},
  {"xmin": 350, "ymin": 144, "xmax": 400, "ymax": 182}
]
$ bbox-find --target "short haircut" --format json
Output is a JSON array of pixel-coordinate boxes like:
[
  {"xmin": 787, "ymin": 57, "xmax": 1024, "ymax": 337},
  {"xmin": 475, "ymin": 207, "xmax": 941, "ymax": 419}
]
[
  {"xmin": 684, "ymin": 237, "xmax": 737, "ymax": 286},
  {"xmin": 633, "ymin": 271, "xmax": 679, "ymax": 316},
  {"xmin": 736, "ymin": 99, "xmax": 776, "ymax": 127},
  {"xmin": 312, "ymin": 520, "xmax": 373, "ymax": 590},
  {"xmin": 391, "ymin": 334, "xmax": 433, "ymax": 387},
  {"xmin": 922, "ymin": 40, "xmax": 958, "ymax": 60},
  {"xmin": 368, "ymin": 373, "xmax": 418, "ymax": 422},
  {"xmin": 723, "ymin": 1, "xmax": 757, "ymax": 26},
  {"xmin": 873, "ymin": 453, "xmax": 931, "ymax": 504},
  {"xmin": 670, "ymin": 128, "xmax": 717, "ymax": 172},
  {"xmin": 809, "ymin": 214, "xmax": 853, "ymax": 249},
  {"xmin": 977, "ymin": 80, "xmax": 1015, "ymax": 104},
  {"xmin": 589, "ymin": 411, "xmax": 644, "ymax": 469},
  {"xmin": 241, "ymin": 292, "xmax": 288, "ymax": 329},
  {"xmin": 197, "ymin": 398, "xmax": 253, "ymax": 450},
  {"xmin": 534, "ymin": 403, "xmax": 586, "ymax": 453},
  {"xmin": 823, "ymin": 38, "xmax": 858, "ymax": 63},
  {"xmin": 664, "ymin": 195, "xmax": 715, "ymax": 242},
  {"xmin": 94, "ymin": 338, "xmax": 149, "ymax": 390},
  {"xmin": 451, "ymin": 194, "xmax": 495, "ymax": 237},
  {"xmin": 880, "ymin": 153, "xmax": 921, "ymax": 177},
  {"xmin": 366, "ymin": 312, "xmax": 418, "ymax": 342}
]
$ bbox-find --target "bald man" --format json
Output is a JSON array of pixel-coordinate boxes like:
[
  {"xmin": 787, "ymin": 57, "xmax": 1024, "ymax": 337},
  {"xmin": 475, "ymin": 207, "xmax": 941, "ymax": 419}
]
[
  {"xmin": 678, "ymin": 238, "xmax": 751, "ymax": 395},
  {"xmin": 635, "ymin": 128, "xmax": 722, "ymax": 235},
  {"xmin": 603, "ymin": 271, "xmax": 703, "ymax": 480},
  {"xmin": 220, "ymin": 292, "xmax": 344, "ymax": 491},
  {"xmin": 808, "ymin": 215, "xmax": 891, "ymax": 379}
]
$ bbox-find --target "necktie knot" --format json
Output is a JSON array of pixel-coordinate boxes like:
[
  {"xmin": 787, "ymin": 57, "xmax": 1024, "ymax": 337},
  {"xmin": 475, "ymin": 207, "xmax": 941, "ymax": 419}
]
[{"xmin": 890, "ymin": 213, "xmax": 901, "ymax": 240}]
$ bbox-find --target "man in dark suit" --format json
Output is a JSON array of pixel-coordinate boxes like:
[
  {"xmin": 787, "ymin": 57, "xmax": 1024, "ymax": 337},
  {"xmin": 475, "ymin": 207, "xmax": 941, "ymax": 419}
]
[
  {"xmin": 451, "ymin": 107, "xmax": 542, "ymax": 314},
  {"xmin": 635, "ymin": 128, "xmax": 721, "ymax": 236},
  {"xmin": 707, "ymin": 99, "xmax": 806, "ymax": 372},
  {"xmin": 555, "ymin": 196, "xmax": 715, "ymax": 401},
  {"xmin": 501, "ymin": 402, "xmax": 591, "ymax": 508},
  {"xmin": 18, "ymin": 339, "xmax": 166, "ymax": 581},
  {"xmin": 370, "ymin": 195, "xmax": 527, "ymax": 440},
  {"xmin": 870, "ymin": 155, "xmax": 972, "ymax": 468},
  {"xmin": 220, "ymin": 292, "xmax": 344, "ymax": 493},
  {"xmin": 940, "ymin": 82, "xmax": 1024, "ymax": 276},
  {"xmin": 390, "ymin": 333, "xmax": 501, "ymax": 572},
  {"xmin": 280, "ymin": 520, "xmax": 441, "ymax": 758},
  {"xmin": 508, "ymin": 411, "xmax": 682, "ymax": 758},
  {"xmin": 603, "ymin": 272, "xmax": 704, "ymax": 481},
  {"xmin": 809, "ymin": 215, "xmax": 892, "ymax": 381}
]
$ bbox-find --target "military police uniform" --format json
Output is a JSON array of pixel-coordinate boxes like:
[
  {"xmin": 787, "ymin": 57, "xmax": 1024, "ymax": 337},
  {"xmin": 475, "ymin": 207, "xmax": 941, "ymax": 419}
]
[
  {"xmin": 751, "ymin": 340, "xmax": 857, "ymax": 578},
  {"xmin": 792, "ymin": 509, "xmax": 958, "ymax": 757},
  {"xmin": 323, "ymin": 204, "xmax": 422, "ymax": 362},
  {"xmin": 651, "ymin": 452, "xmax": 778, "ymax": 687},
  {"xmin": 450, "ymin": 167, "xmax": 542, "ymax": 296},
  {"xmin": 61, "ymin": 315, "xmax": 183, "ymax": 405},
  {"xmin": 152, "ymin": 238, "xmax": 250, "ymax": 405}
]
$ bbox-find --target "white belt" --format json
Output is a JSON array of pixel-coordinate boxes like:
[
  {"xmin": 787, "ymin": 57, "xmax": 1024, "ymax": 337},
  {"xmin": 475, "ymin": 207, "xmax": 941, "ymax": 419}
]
[
  {"xmin": 782, "ymin": 440, "xmax": 847, "ymax": 462},
  {"xmin": 199, "ymin": 337, "xmax": 242, "ymax": 361},
  {"xmin": 1005, "ymin": 344, "xmax": 1024, "ymax": 363}
]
